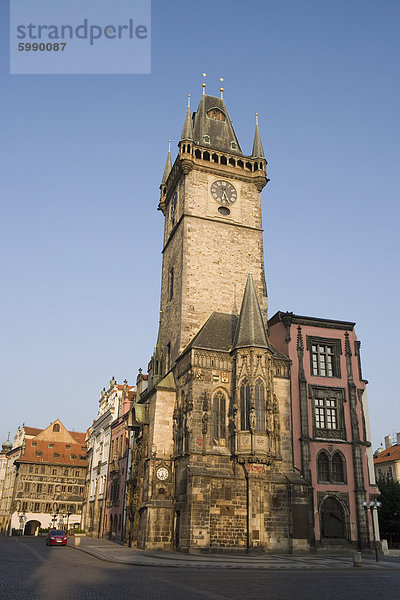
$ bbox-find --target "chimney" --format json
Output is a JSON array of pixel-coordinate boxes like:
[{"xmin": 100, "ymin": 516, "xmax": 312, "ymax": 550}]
[
  {"xmin": 384, "ymin": 435, "xmax": 392, "ymax": 449},
  {"xmin": 397, "ymin": 432, "xmax": 400, "ymax": 445}
]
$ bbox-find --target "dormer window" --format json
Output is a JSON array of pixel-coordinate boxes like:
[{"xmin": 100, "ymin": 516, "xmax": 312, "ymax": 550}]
[
  {"xmin": 230, "ymin": 142, "xmax": 238, "ymax": 150},
  {"xmin": 203, "ymin": 135, "xmax": 210, "ymax": 144},
  {"xmin": 207, "ymin": 108, "xmax": 225, "ymax": 122}
]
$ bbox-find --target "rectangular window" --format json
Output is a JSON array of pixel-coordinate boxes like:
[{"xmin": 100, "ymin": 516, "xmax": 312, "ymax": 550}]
[
  {"xmin": 48, "ymin": 443, "xmax": 54, "ymax": 448},
  {"xmin": 168, "ymin": 268, "xmax": 174, "ymax": 301},
  {"xmin": 37, "ymin": 484, "xmax": 42, "ymax": 492},
  {"xmin": 22, "ymin": 502, "xmax": 28, "ymax": 511},
  {"xmin": 48, "ymin": 484, "xmax": 53, "ymax": 493},
  {"xmin": 24, "ymin": 482, "xmax": 30, "ymax": 491},
  {"xmin": 311, "ymin": 344, "xmax": 334, "ymax": 377},
  {"xmin": 68, "ymin": 486, "xmax": 72, "ymax": 493},
  {"xmin": 314, "ymin": 397, "xmax": 337, "ymax": 429},
  {"xmin": 307, "ymin": 336, "xmax": 341, "ymax": 378},
  {"xmin": 34, "ymin": 502, "xmax": 40, "ymax": 512}
]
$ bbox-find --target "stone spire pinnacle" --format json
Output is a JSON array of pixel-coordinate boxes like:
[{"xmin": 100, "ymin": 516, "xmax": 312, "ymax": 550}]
[
  {"xmin": 180, "ymin": 95, "xmax": 194, "ymax": 142},
  {"xmin": 252, "ymin": 113, "xmax": 265, "ymax": 159},
  {"xmin": 232, "ymin": 272, "xmax": 269, "ymax": 350},
  {"xmin": 161, "ymin": 140, "xmax": 172, "ymax": 184}
]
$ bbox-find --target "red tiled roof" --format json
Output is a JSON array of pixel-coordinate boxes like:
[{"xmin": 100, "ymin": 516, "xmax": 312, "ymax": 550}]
[
  {"xmin": 18, "ymin": 439, "xmax": 87, "ymax": 466},
  {"xmin": 374, "ymin": 445, "xmax": 400, "ymax": 464},
  {"xmin": 24, "ymin": 427, "xmax": 43, "ymax": 436},
  {"xmin": 69, "ymin": 431, "xmax": 86, "ymax": 444}
]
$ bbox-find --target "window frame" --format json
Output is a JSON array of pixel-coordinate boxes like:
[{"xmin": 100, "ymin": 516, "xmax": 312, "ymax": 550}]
[
  {"xmin": 310, "ymin": 385, "xmax": 346, "ymax": 440},
  {"xmin": 307, "ymin": 336, "xmax": 342, "ymax": 378}
]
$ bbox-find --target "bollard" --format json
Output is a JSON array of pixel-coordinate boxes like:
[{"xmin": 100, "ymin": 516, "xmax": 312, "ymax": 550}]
[
  {"xmin": 74, "ymin": 536, "xmax": 81, "ymax": 547},
  {"xmin": 352, "ymin": 551, "xmax": 362, "ymax": 567}
]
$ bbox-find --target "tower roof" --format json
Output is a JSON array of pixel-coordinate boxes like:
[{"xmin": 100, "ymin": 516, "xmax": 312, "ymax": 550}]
[
  {"xmin": 161, "ymin": 142, "xmax": 172, "ymax": 184},
  {"xmin": 252, "ymin": 115, "xmax": 265, "ymax": 158},
  {"xmin": 192, "ymin": 94, "xmax": 242, "ymax": 154},
  {"xmin": 233, "ymin": 272, "xmax": 270, "ymax": 350}
]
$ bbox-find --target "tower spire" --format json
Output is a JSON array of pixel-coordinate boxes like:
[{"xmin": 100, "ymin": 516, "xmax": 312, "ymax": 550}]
[
  {"xmin": 180, "ymin": 95, "xmax": 194, "ymax": 142},
  {"xmin": 161, "ymin": 140, "xmax": 172, "ymax": 184},
  {"xmin": 232, "ymin": 272, "xmax": 269, "ymax": 350},
  {"xmin": 252, "ymin": 113, "xmax": 265, "ymax": 159}
]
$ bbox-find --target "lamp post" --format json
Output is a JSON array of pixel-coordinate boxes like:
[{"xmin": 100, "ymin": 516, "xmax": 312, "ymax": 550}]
[
  {"xmin": 362, "ymin": 500, "xmax": 382, "ymax": 562},
  {"xmin": 65, "ymin": 512, "xmax": 72, "ymax": 534},
  {"xmin": 52, "ymin": 509, "xmax": 59, "ymax": 530}
]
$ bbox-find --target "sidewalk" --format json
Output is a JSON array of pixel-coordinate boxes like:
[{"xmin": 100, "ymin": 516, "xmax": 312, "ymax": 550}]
[{"xmin": 70, "ymin": 537, "xmax": 400, "ymax": 570}]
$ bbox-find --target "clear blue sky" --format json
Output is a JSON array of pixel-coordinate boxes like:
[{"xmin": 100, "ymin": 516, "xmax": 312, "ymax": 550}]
[{"xmin": 1, "ymin": 1, "xmax": 399, "ymax": 451}]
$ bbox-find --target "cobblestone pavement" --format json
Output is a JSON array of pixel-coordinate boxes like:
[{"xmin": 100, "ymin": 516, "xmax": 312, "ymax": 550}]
[
  {"xmin": 1, "ymin": 536, "xmax": 400, "ymax": 600},
  {"xmin": 73, "ymin": 536, "xmax": 400, "ymax": 570}
]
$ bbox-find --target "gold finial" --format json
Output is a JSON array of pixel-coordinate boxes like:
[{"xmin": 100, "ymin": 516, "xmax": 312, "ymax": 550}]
[
  {"xmin": 188, "ymin": 94, "xmax": 191, "ymax": 108},
  {"xmin": 219, "ymin": 77, "xmax": 224, "ymax": 99},
  {"xmin": 202, "ymin": 72, "xmax": 207, "ymax": 94},
  {"xmin": 255, "ymin": 113, "xmax": 259, "ymax": 126}
]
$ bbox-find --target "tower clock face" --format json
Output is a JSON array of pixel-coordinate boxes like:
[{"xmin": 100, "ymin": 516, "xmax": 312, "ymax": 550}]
[
  {"xmin": 156, "ymin": 467, "xmax": 169, "ymax": 481},
  {"xmin": 211, "ymin": 180, "xmax": 237, "ymax": 205}
]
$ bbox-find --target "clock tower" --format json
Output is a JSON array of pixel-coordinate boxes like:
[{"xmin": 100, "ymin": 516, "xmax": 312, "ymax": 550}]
[{"xmin": 156, "ymin": 89, "xmax": 269, "ymax": 373}]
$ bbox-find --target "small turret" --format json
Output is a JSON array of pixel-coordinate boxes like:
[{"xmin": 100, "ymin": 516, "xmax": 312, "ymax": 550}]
[
  {"xmin": 180, "ymin": 95, "xmax": 194, "ymax": 143},
  {"xmin": 161, "ymin": 140, "xmax": 172, "ymax": 185},
  {"xmin": 252, "ymin": 113, "xmax": 265, "ymax": 159}
]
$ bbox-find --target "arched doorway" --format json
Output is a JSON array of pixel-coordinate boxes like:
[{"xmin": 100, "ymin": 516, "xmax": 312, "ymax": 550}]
[
  {"xmin": 320, "ymin": 497, "xmax": 346, "ymax": 539},
  {"xmin": 24, "ymin": 520, "xmax": 41, "ymax": 536}
]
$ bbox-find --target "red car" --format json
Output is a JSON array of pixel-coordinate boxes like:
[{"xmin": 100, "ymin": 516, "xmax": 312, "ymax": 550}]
[{"xmin": 46, "ymin": 530, "xmax": 67, "ymax": 546}]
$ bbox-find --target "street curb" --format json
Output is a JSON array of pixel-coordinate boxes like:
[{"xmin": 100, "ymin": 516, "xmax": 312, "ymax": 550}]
[{"xmin": 69, "ymin": 545, "xmax": 400, "ymax": 571}]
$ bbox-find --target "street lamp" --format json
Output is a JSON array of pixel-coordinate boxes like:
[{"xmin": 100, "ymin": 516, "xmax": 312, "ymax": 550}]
[
  {"xmin": 363, "ymin": 500, "xmax": 382, "ymax": 562},
  {"xmin": 52, "ymin": 509, "xmax": 59, "ymax": 530}
]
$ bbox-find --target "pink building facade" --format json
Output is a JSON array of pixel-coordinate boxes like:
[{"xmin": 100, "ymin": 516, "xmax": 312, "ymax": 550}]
[
  {"xmin": 104, "ymin": 382, "xmax": 135, "ymax": 540},
  {"xmin": 269, "ymin": 312, "xmax": 378, "ymax": 549}
]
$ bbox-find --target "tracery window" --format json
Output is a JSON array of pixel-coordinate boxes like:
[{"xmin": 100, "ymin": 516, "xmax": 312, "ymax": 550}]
[
  {"xmin": 212, "ymin": 391, "xmax": 226, "ymax": 440},
  {"xmin": 254, "ymin": 378, "xmax": 265, "ymax": 432},
  {"xmin": 240, "ymin": 378, "xmax": 251, "ymax": 431}
]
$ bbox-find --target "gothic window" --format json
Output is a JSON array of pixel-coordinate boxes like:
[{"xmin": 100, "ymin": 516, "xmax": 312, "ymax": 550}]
[
  {"xmin": 195, "ymin": 149, "xmax": 201, "ymax": 159},
  {"xmin": 212, "ymin": 391, "xmax": 226, "ymax": 440},
  {"xmin": 331, "ymin": 452, "xmax": 345, "ymax": 483},
  {"xmin": 254, "ymin": 378, "xmax": 265, "ymax": 432},
  {"xmin": 240, "ymin": 378, "xmax": 251, "ymax": 431},
  {"xmin": 317, "ymin": 452, "xmax": 330, "ymax": 482},
  {"xmin": 307, "ymin": 336, "xmax": 341, "ymax": 377},
  {"xmin": 166, "ymin": 343, "xmax": 171, "ymax": 372},
  {"xmin": 53, "ymin": 423, "xmax": 60, "ymax": 432},
  {"xmin": 207, "ymin": 108, "xmax": 225, "ymax": 121}
]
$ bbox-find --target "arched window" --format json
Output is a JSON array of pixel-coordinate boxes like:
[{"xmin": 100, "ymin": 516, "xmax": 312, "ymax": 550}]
[
  {"xmin": 53, "ymin": 423, "xmax": 60, "ymax": 432},
  {"xmin": 240, "ymin": 378, "xmax": 251, "ymax": 431},
  {"xmin": 317, "ymin": 452, "xmax": 330, "ymax": 482},
  {"xmin": 331, "ymin": 453, "xmax": 345, "ymax": 483},
  {"xmin": 203, "ymin": 151, "xmax": 210, "ymax": 161},
  {"xmin": 212, "ymin": 391, "xmax": 226, "ymax": 440},
  {"xmin": 220, "ymin": 156, "xmax": 227, "ymax": 165},
  {"xmin": 254, "ymin": 378, "xmax": 265, "ymax": 432},
  {"xmin": 195, "ymin": 149, "xmax": 201, "ymax": 159}
]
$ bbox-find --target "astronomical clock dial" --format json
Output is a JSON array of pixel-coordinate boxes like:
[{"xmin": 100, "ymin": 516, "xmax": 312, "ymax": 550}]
[
  {"xmin": 156, "ymin": 466, "xmax": 169, "ymax": 481},
  {"xmin": 211, "ymin": 180, "xmax": 237, "ymax": 205}
]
